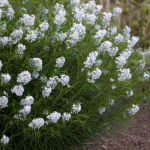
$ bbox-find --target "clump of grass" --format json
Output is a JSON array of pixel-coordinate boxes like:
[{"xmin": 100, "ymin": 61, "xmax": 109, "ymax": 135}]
[{"xmin": 0, "ymin": 0, "xmax": 150, "ymax": 150}]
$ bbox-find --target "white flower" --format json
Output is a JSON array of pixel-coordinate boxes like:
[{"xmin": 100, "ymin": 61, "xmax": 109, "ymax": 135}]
[
  {"xmin": 73, "ymin": 7, "xmax": 85, "ymax": 22},
  {"xmin": 143, "ymin": 71, "xmax": 150, "ymax": 80},
  {"xmin": 9, "ymin": 29, "xmax": 23, "ymax": 44},
  {"xmin": 118, "ymin": 68, "xmax": 132, "ymax": 81},
  {"xmin": 40, "ymin": 75, "xmax": 48, "ymax": 83},
  {"xmin": 88, "ymin": 68, "xmax": 102, "ymax": 80},
  {"xmin": 15, "ymin": 44, "xmax": 26, "ymax": 56},
  {"xmin": 11, "ymin": 84, "xmax": 24, "ymax": 96},
  {"xmin": 46, "ymin": 76, "xmax": 58, "ymax": 89},
  {"xmin": 110, "ymin": 78, "xmax": 115, "ymax": 82},
  {"xmin": 0, "ymin": 96, "xmax": 8, "ymax": 108},
  {"xmin": 59, "ymin": 74, "xmax": 70, "ymax": 86},
  {"xmin": 84, "ymin": 13, "xmax": 97, "ymax": 25},
  {"xmin": 98, "ymin": 41, "xmax": 112, "ymax": 53},
  {"xmin": 25, "ymin": 30, "xmax": 38, "ymax": 42},
  {"xmin": 114, "ymin": 34, "xmax": 123, "ymax": 43},
  {"xmin": 1, "ymin": 73, "xmax": 11, "ymax": 84},
  {"xmin": 62, "ymin": 112, "xmax": 71, "ymax": 122},
  {"xmin": 19, "ymin": 105, "xmax": 31, "ymax": 115},
  {"xmin": 42, "ymin": 87, "xmax": 52, "ymax": 98},
  {"xmin": 29, "ymin": 58, "xmax": 42, "ymax": 71},
  {"xmin": 0, "ymin": 60, "xmax": 2, "ymax": 71},
  {"xmin": 122, "ymin": 26, "xmax": 131, "ymax": 35},
  {"xmin": 55, "ymin": 56, "xmax": 65, "ymax": 68},
  {"xmin": 113, "ymin": 7, "xmax": 122, "ymax": 16},
  {"xmin": 127, "ymin": 36, "xmax": 139, "ymax": 48},
  {"xmin": 71, "ymin": 103, "xmax": 81, "ymax": 114},
  {"xmin": 0, "ymin": 37, "xmax": 9, "ymax": 46},
  {"xmin": 53, "ymin": 10, "xmax": 66, "ymax": 26},
  {"xmin": 32, "ymin": 71, "xmax": 39, "ymax": 79},
  {"xmin": 94, "ymin": 59, "xmax": 102, "ymax": 67},
  {"xmin": 0, "ymin": 135, "xmax": 9, "ymax": 145},
  {"xmin": 5, "ymin": 6, "xmax": 14, "ymax": 19},
  {"xmin": 0, "ymin": 0, "xmax": 9, "ymax": 7},
  {"xmin": 39, "ymin": 21, "xmax": 49, "ymax": 31},
  {"xmin": 0, "ymin": 9, "xmax": 2, "ymax": 19},
  {"xmin": 28, "ymin": 118, "xmax": 45, "ymax": 130},
  {"xmin": 93, "ymin": 29, "xmax": 107, "ymax": 44},
  {"xmin": 20, "ymin": 14, "xmax": 35, "ymax": 26},
  {"xmin": 107, "ymin": 27, "xmax": 117, "ymax": 37},
  {"xmin": 107, "ymin": 47, "xmax": 118, "ymax": 57},
  {"xmin": 20, "ymin": 96, "xmax": 34, "ymax": 106},
  {"xmin": 109, "ymin": 99, "xmax": 114, "ymax": 105},
  {"xmin": 127, "ymin": 104, "xmax": 139, "ymax": 116},
  {"xmin": 98, "ymin": 107, "xmax": 106, "ymax": 114},
  {"xmin": 47, "ymin": 111, "xmax": 61, "ymax": 123},
  {"xmin": 111, "ymin": 85, "xmax": 116, "ymax": 89},
  {"xmin": 70, "ymin": 0, "xmax": 80, "ymax": 5},
  {"xmin": 42, "ymin": 110, "xmax": 48, "ymax": 115},
  {"xmin": 17, "ymin": 71, "xmax": 32, "ymax": 85},
  {"xmin": 55, "ymin": 32, "xmax": 67, "ymax": 42},
  {"xmin": 126, "ymin": 90, "xmax": 133, "ymax": 97}
]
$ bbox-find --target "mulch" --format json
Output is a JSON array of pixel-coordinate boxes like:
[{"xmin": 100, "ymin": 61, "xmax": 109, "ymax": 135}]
[{"xmin": 75, "ymin": 103, "xmax": 150, "ymax": 150}]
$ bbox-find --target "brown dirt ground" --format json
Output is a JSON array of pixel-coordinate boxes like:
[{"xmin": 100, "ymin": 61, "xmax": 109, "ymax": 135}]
[{"xmin": 75, "ymin": 103, "xmax": 150, "ymax": 150}]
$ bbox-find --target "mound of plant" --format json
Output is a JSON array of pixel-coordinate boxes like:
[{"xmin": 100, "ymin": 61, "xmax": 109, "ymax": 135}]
[{"xmin": 0, "ymin": 0, "xmax": 150, "ymax": 149}]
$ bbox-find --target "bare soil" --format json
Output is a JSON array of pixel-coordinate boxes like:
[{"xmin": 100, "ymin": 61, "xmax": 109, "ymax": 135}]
[{"xmin": 75, "ymin": 104, "xmax": 150, "ymax": 150}]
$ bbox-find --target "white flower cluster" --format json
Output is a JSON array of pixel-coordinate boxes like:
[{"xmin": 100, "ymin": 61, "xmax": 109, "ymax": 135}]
[
  {"xmin": 39, "ymin": 21, "xmax": 49, "ymax": 32},
  {"xmin": 0, "ymin": 0, "xmax": 9, "ymax": 7},
  {"xmin": 62, "ymin": 112, "xmax": 71, "ymax": 122},
  {"xmin": 127, "ymin": 36, "xmax": 139, "ymax": 48},
  {"xmin": 113, "ymin": 7, "xmax": 122, "ymax": 16},
  {"xmin": 0, "ymin": 96, "xmax": 8, "ymax": 108},
  {"xmin": 118, "ymin": 68, "xmax": 132, "ymax": 81},
  {"xmin": 71, "ymin": 103, "xmax": 81, "ymax": 114},
  {"xmin": 70, "ymin": 0, "xmax": 80, "ymax": 5},
  {"xmin": 83, "ymin": 51, "xmax": 98, "ymax": 69},
  {"xmin": 84, "ymin": 13, "xmax": 97, "ymax": 25},
  {"xmin": 107, "ymin": 26, "xmax": 117, "ymax": 37},
  {"xmin": 98, "ymin": 107, "xmax": 106, "ymax": 114},
  {"xmin": 0, "ymin": 60, "xmax": 2, "ymax": 71},
  {"xmin": 109, "ymin": 99, "xmax": 114, "ymax": 105},
  {"xmin": 1, "ymin": 73, "xmax": 11, "ymax": 84},
  {"xmin": 46, "ymin": 111, "xmax": 61, "ymax": 123},
  {"xmin": 115, "ymin": 48, "xmax": 132, "ymax": 68},
  {"xmin": 114, "ymin": 33, "xmax": 124, "ymax": 43},
  {"xmin": 59, "ymin": 74, "xmax": 70, "ymax": 86},
  {"xmin": 126, "ymin": 90, "xmax": 133, "ymax": 97},
  {"xmin": 15, "ymin": 43, "xmax": 26, "ymax": 59},
  {"xmin": 20, "ymin": 14, "xmax": 35, "ymax": 26},
  {"xmin": 14, "ymin": 105, "xmax": 31, "ymax": 121},
  {"xmin": 55, "ymin": 56, "xmax": 66, "ymax": 68},
  {"xmin": 143, "ymin": 71, "xmax": 150, "ymax": 80},
  {"xmin": 87, "ymin": 68, "xmax": 102, "ymax": 83},
  {"xmin": 102, "ymin": 12, "xmax": 112, "ymax": 28},
  {"xmin": 20, "ymin": 96, "xmax": 34, "ymax": 106},
  {"xmin": 54, "ymin": 32, "xmax": 67, "ymax": 42},
  {"xmin": 53, "ymin": 3, "xmax": 66, "ymax": 26},
  {"xmin": 93, "ymin": 29, "xmax": 107, "ymax": 45},
  {"xmin": 5, "ymin": 6, "xmax": 14, "ymax": 20},
  {"xmin": 66, "ymin": 23, "xmax": 86, "ymax": 47},
  {"xmin": 29, "ymin": 58, "xmax": 42, "ymax": 79},
  {"xmin": 28, "ymin": 118, "xmax": 45, "ymax": 130},
  {"xmin": 42, "ymin": 86, "xmax": 52, "ymax": 98},
  {"xmin": 0, "ymin": 135, "xmax": 9, "ymax": 145},
  {"xmin": 127, "ymin": 104, "xmax": 139, "ymax": 116},
  {"xmin": 9, "ymin": 29, "xmax": 23, "ymax": 44},
  {"xmin": 11, "ymin": 84, "xmax": 24, "ymax": 96},
  {"xmin": 17, "ymin": 71, "xmax": 32, "ymax": 85},
  {"xmin": 0, "ymin": 37, "xmax": 8, "ymax": 46},
  {"xmin": 25, "ymin": 30, "xmax": 38, "ymax": 42},
  {"xmin": 29, "ymin": 58, "xmax": 42, "ymax": 72},
  {"xmin": 46, "ymin": 76, "xmax": 58, "ymax": 89}
]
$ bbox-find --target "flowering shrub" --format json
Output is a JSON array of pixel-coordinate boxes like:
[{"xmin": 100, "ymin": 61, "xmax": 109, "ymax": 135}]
[{"xmin": 0, "ymin": 0, "xmax": 150, "ymax": 149}]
